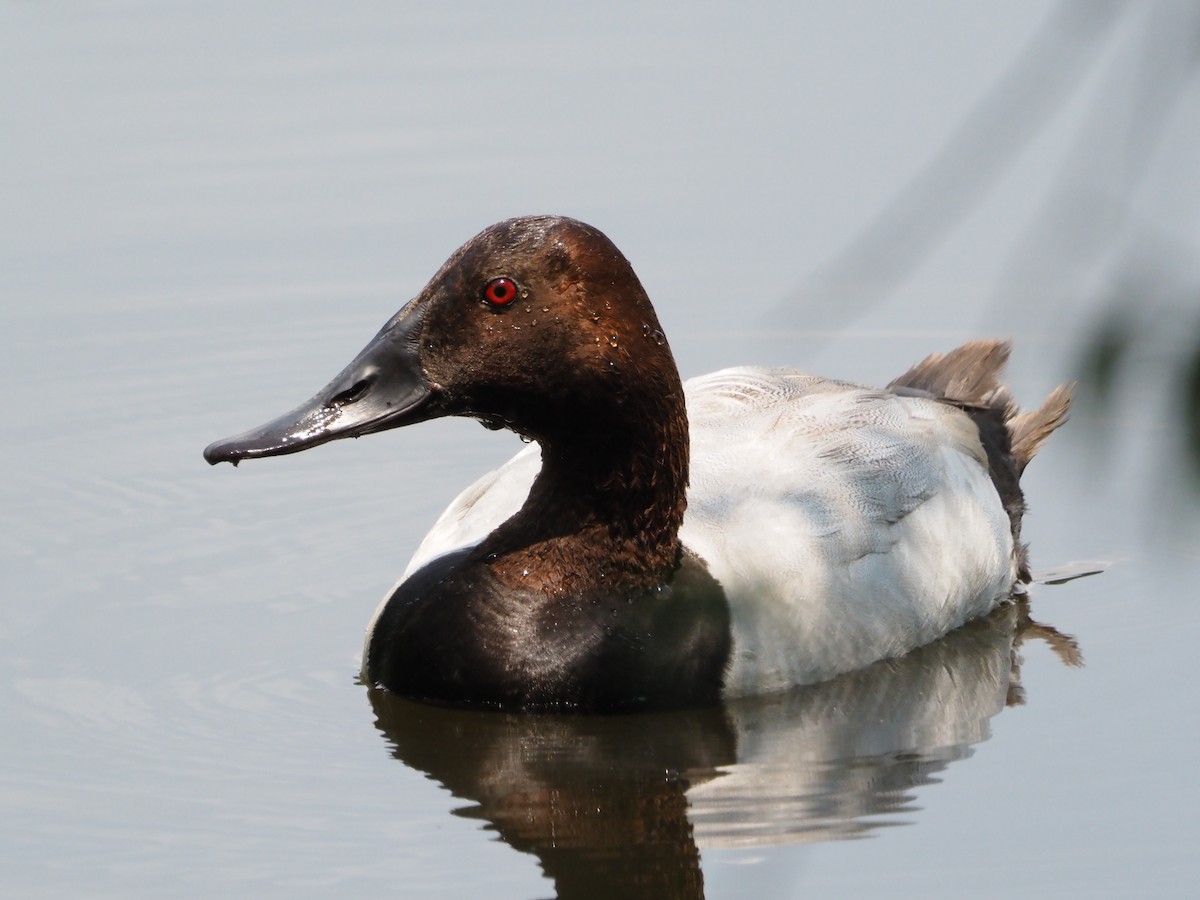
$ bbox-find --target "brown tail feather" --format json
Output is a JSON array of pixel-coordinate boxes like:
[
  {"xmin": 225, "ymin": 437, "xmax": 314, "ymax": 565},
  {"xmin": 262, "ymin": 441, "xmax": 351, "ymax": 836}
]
[
  {"xmin": 1009, "ymin": 383, "xmax": 1073, "ymax": 475},
  {"xmin": 888, "ymin": 339, "xmax": 1017, "ymax": 412}
]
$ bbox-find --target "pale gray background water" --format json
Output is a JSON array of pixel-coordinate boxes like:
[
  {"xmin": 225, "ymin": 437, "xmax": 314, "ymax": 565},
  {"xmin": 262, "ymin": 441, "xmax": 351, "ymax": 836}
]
[{"xmin": 3, "ymin": 2, "xmax": 1199, "ymax": 897}]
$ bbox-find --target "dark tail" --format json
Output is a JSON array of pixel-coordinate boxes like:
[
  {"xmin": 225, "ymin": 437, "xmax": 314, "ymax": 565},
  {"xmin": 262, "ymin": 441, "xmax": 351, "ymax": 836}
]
[
  {"xmin": 889, "ymin": 340, "xmax": 1074, "ymax": 581},
  {"xmin": 1009, "ymin": 384, "xmax": 1073, "ymax": 475}
]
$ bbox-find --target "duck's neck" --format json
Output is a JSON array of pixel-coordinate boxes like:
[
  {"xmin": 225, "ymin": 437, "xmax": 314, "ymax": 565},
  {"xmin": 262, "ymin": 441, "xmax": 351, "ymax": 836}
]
[{"xmin": 477, "ymin": 380, "xmax": 690, "ymax": 594}]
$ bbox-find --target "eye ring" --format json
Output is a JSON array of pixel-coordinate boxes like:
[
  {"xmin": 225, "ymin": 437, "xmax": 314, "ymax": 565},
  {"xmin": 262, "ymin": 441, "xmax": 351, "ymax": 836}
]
[{"xmin": 482, "ymin": 277, "xmax": 519, "ymax": 307}]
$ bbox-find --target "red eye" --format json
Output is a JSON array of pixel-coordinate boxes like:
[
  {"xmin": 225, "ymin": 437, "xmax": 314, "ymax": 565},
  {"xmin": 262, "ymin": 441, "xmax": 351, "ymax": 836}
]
[{"xmin": 482, "ymin": 277, "xmax": 519, "ymax": 307}]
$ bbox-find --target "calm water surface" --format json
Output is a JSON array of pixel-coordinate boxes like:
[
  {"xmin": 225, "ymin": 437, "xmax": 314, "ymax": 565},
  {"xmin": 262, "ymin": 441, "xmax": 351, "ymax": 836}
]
[{"xmin": 3, "ymin": 3, "xmax": 1199, "ymax": 898}]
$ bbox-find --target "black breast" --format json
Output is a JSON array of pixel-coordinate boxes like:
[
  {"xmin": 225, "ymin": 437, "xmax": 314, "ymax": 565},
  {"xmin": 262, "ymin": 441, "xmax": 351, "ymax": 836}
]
[{"xmin": 363, "ymin": 549, "xmax": 731, "ymax": 712}]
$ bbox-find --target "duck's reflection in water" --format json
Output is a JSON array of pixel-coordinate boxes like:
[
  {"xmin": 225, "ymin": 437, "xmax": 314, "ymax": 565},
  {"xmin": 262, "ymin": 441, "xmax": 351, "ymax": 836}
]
[{"xmin": 368, "ymin": 598, "xmax": 1080, "ymax": 899}]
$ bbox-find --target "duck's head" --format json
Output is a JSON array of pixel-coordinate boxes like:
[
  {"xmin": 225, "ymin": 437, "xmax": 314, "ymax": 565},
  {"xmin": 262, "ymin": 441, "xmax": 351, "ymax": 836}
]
[{"xmin": 204, "ymin": 216, "xmax": 683, "ymax": 465}]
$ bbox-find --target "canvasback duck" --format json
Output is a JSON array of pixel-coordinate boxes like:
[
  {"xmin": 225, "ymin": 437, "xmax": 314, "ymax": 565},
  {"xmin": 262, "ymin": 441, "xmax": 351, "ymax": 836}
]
[{"xmin": 204, "ymin": 215, "xmax": 1072, "ymax": 712}]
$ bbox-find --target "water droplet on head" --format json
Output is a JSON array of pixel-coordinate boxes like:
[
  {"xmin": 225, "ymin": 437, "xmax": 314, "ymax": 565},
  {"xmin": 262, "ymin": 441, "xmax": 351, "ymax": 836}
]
[{"xmin": 608, "ymin": 335, "xmax": 619, "ymax": 348}]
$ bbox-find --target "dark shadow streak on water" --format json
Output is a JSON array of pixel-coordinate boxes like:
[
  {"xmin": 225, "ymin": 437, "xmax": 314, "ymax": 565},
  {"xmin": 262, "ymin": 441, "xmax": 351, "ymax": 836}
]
[{"xmin": 366, "ymin": 596, "xmax": 1083, "ymax": 900}]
